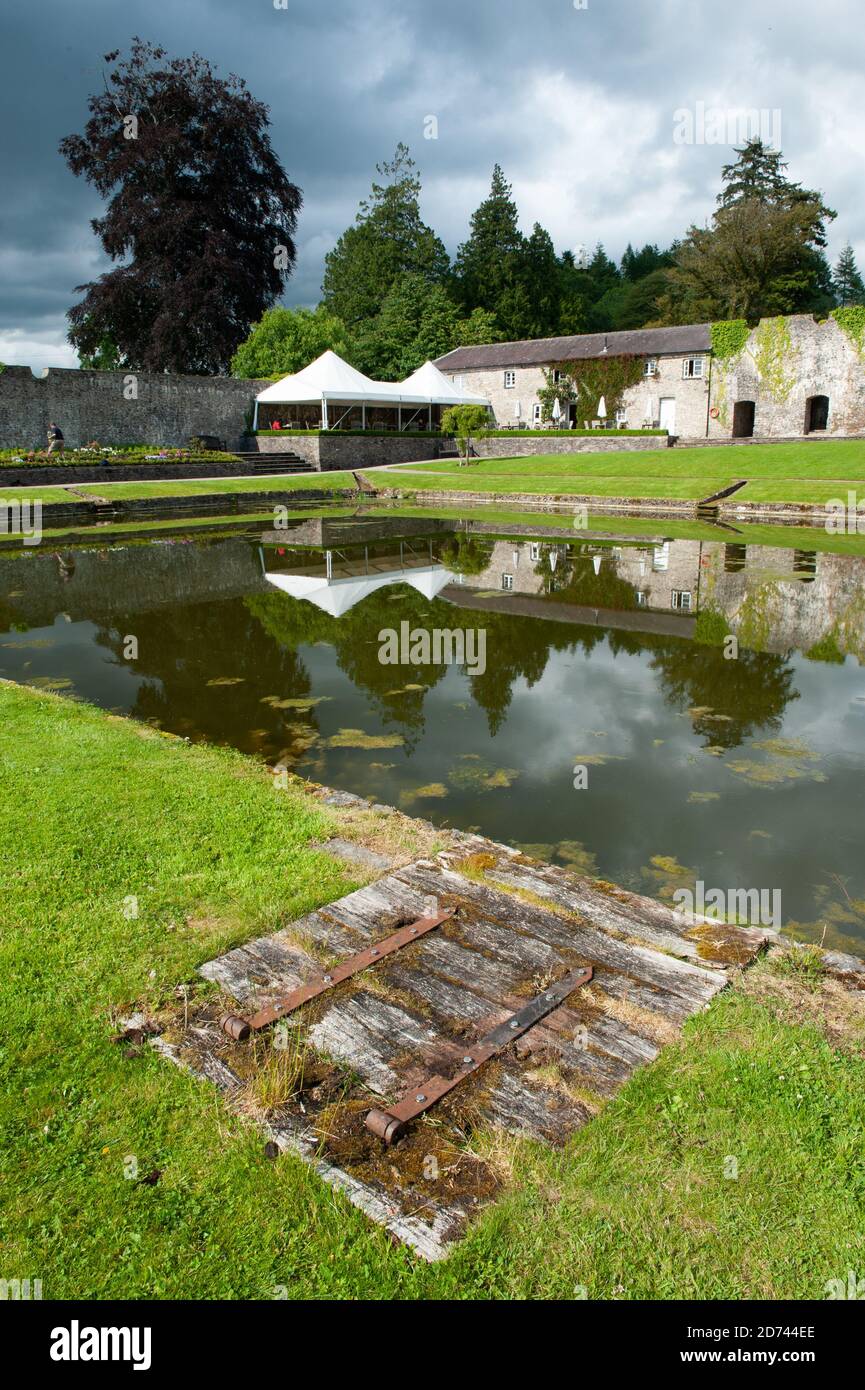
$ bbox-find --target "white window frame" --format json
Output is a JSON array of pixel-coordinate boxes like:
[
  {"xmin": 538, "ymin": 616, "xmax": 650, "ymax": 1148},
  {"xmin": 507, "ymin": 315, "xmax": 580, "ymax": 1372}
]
[
  {"xmin": 682, "ymin": 357, "xmax": 704, "ymax": 379},
  {"xmin": 532, "ymin": 403, "xmax": 542, "ymax": 425},
  {"xmin": 504, "ymin": 370, "xmax": 516, "ymax": 388},
  {"xmin": 529, "ymin": 543, "xmax": 540, "ymax": 562},
  {"xmin": 502, "ymin": 573, "xmax": 514, "ymax": 591},
  {"xmin": 644, "ymin": 358, "xmax": 658, "ymax": 376},
  {"xmin": 635, "ymin": 590, "xmax": 648, "ymax": 607},
  {"xmin": 671, "ymin": 590, "xmax": 692, "ymax": 611}
]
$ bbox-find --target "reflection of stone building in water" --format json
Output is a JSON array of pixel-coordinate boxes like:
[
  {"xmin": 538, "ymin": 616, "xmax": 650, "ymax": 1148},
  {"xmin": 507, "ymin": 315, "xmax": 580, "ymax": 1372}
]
[{"xmin": 456, "ymin": 536, "xmax": 865, "ymax": 661}]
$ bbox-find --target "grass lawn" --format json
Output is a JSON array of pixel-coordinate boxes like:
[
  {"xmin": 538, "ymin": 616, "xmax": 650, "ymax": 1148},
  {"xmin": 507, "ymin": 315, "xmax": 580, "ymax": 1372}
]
[
  {"xmin": 0, "ymin": 473, "xmax": 357, "ymax": 508},
  {"xmin": 2, "ymin": 682, "xmax": 865, "ymax": 1300},
  {"xmin": 383, "ymin": 440, "xmax": 865, "ymax": 505}
]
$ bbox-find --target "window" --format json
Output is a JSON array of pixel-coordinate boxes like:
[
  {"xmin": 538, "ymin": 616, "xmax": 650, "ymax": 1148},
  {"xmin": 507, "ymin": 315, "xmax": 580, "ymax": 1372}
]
[
  {"xmin": 644, "ymin": 358, "xmax": 658, "ymax": 376},
  {"xmin": 682, "ymin": 357, "xmax": 704, "ymax": 379},
  {"xmin": 532, "ymin": 403, "xmax": 542, "ymax": 424},
  {"xmin": 502, "ymin": 574, "xmax": 514, "ymax": 591},
  {"xmin": 635, "ymin": 590, "xmax": 648, "ymax": 607},
  {"xmin": 504, "ymin": 370, "xmax": 516, "ymax": 388},
  {"xmin": 652, "ymin": 542, "xmax": 670, "ymax": 572},
  {"xmin": 671, "ymin": 590, "xmax": 692, "ymax": 611},
  {"xmin": 552, "ymin": 369, "xmax": 562, "ymax": 384},
  {"xmin": 529, "ymin": 543, "xmax": 541, "ymax": 562}
]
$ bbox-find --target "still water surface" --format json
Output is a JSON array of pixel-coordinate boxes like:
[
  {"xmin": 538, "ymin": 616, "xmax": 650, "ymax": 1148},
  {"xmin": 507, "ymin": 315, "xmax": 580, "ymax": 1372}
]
[{"xmin": 2, "ymin": 510, "xmax": 864, "ymax": 947}]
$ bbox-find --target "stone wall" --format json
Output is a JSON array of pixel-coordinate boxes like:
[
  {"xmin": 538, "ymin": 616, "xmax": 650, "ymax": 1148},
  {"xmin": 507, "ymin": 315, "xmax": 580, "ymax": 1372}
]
[
  {"xmin": 0, "ymin": 365, "xmax": 264, "ymax": 452},
  {"xmin": 255, "ymin": 433, "xmax": 452, "ymax": 469},
  {"xmin": 708, "ymin": 314, "xmax": 865, "ymax": 439},
  {"xmin": 255, "ymin": 430, "xmax": 663, "ymax": 469},
  {"xmin": 473, "ymin": 434, "xmax": 665, "ymax": 457}
]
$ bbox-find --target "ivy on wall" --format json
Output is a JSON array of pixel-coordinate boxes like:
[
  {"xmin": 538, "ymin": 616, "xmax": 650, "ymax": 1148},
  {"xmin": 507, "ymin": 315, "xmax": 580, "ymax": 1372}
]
[
  {"xmin": 539, "ymin": 355, "xmax": 645, "ymax": 423},
  {"xmin": 752, "ymin": 316, "xmax": 795, "ymax": 404},
  {"xmin": 710, "ymin": 319, "xmax": 750, "ymax": 364},
  {"xmin": 831, "ymin": 305, "xmax": 865, "ymax": 359}
]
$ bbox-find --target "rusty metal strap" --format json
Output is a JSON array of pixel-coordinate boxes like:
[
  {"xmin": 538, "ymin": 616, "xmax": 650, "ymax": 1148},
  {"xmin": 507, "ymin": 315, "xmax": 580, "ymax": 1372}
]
[
  {"xmin": 366, "ymin": 965, "xmax": 594, "ymax": 1144},
  {"xmin": 221, "ymin": 906, "xmax": 456, "ymax": 1040}
]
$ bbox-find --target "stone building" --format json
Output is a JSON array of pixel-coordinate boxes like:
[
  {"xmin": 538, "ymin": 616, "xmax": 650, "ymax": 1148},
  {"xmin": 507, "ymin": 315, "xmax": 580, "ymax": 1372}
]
[{"xmin": 435, "ymin": 314, "xmax": 865, "ymax": 440}]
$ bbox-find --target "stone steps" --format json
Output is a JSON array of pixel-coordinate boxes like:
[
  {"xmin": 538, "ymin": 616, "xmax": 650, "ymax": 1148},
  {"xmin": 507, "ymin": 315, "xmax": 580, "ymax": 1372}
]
[{"xmin": 230, "ymin": 451, "xmax": 315, "ymax": 474}]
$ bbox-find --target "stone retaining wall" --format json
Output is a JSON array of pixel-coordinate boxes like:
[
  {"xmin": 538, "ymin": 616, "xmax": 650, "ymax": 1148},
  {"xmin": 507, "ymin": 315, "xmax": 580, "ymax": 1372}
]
[
  {"xmin": 0, "ymin": 459, "xmax": 300, "ymax": 487},
  {"xmin": 254, "ymin": 430, "xmax": 664, "ymax": 469},
  {"xmin": 0, "ymin": 366, "xmax": 265, "ymax": 451}
]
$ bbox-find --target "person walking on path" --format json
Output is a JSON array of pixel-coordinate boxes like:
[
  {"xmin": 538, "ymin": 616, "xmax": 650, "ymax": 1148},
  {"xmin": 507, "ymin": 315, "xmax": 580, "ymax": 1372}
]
[{"xmin": 47, "ymin": 422, "xmax": 64, "ymax": 453}]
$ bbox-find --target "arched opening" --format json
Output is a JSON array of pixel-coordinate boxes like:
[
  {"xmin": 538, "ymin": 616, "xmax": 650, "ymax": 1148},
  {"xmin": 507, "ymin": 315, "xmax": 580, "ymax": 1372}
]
[
  {"xmin": 804, "ymin": 395, "xmax": 829, "ymax": 433},
  {"xmin": 732, "ymin": 400, "xmax": 755, "ymax": 438}
]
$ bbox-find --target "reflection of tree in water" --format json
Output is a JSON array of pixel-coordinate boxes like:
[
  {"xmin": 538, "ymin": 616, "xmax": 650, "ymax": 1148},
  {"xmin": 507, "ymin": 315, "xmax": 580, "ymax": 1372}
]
[
  {"xmin": 246, "ymin": 587, "xmax": 453, "ymax": 753},
  {"xmin": 646, "ymin": 636, "xmax": 798, "ymax": 749},
  {"xmin": 467, "ymin": 610, "xmax": 606, "ymax": 735},
  {"xmin": 96, "ymin": 570, "xmax": 801, "ymax": 761},
  {"xmin": 93, "ymin": 597, "xmax": 317, "ymax": 761},
  {"xmin": 439, "ymin": 535, "xmax": 492, "ymax": 576},
  {"xmin": 534, "ymin": 545, "xmax": 639, "ymax": 608}
]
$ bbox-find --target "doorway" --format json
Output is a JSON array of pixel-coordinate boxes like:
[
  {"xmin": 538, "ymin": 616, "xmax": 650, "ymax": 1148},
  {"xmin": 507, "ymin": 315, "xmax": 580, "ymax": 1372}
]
[
  {"xmin": 658, "ymin": 397, "xmax": 676, "ymax": 433},
  {"xmin": 732, "ymin": 400, "xmax": 755, "ymax": 438},
  {"xmin": 804, "ymin": 395, "xmax": 829, "ymax": 433}
]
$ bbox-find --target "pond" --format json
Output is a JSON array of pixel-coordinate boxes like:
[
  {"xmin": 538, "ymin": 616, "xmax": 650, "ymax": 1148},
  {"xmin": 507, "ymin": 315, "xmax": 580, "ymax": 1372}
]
[{"xmin": 2, "ymin": 506, "xmax": 864, "ymax": 948}]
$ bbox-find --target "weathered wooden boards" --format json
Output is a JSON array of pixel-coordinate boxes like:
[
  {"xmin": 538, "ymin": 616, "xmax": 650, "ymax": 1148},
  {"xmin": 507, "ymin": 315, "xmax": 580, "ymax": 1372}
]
[{"xmin": 156, "ymin": 831, "xmax": 767, "ymax": 1259}]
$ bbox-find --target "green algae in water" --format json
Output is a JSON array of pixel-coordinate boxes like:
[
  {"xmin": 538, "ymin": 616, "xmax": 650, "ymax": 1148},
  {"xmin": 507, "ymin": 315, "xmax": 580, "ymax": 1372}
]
[
  {"xmin": 327, "ymin": 728, "xmax": 405, "ymax": 749},
  {"xmin": 688, "ymin": 791, "xmax": 720, "ymax": 803},
  {"xmin": 727, "ymin": 738, "xmax": 826, "ymax": 787},
  {"xmin": 27, "ymin": 676, "xmax": 74, "ymax": 691},
  {"xmin": 400, "ymin": 782, "xmax": 449, "ymax": 807},
  {"xmin": 641, "ymin": 853, "xmax": 697, "ymax": 900},
  {"xmin": 261, "ymin": 695, "xmax": 332, "ymax": 709},
  {"xmin": 448, "ymin": 760, "xmax": 520, "ymax": 792}
]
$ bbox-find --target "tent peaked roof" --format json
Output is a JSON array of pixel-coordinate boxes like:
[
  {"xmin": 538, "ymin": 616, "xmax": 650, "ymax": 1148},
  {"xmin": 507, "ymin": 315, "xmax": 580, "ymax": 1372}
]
[
  {"xmin": 266, "ymin": 566, "xmax": 451, "ymax": 616},
  {"xmin": 256, "ymin": 350, "xmax": 379, "ymax": 404},
  {"xmin": 398, "ymin": 360, "xmax": 488, "ymax": 405},
  {"xmin": 256, "ymin": 353, "xmax": 491, "ymax": 407}
]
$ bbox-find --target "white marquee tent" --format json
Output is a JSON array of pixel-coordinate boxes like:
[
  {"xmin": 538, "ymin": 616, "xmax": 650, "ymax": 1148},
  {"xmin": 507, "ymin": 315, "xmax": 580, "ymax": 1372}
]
[{"xmin": 253, "ymin": 350, "xmax": 488, "ymax": 430}]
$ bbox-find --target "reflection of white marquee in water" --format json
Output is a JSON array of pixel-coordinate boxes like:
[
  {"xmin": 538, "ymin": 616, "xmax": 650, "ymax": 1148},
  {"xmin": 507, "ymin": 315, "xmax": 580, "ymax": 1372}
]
[{"xmin": 266, "ymin": 565, "xmax": 452, "ymax": 617}]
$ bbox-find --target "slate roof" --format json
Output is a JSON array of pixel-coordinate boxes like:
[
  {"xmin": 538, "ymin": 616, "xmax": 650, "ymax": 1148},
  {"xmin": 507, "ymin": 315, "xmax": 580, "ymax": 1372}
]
[{"xmin": 433, "ymin": 323, "xmax": 712, "ymax": 372}]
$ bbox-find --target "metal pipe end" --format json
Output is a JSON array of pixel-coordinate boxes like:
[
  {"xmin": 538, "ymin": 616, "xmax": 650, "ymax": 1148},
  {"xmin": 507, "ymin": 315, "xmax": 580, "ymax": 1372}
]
[
  {"xmin": 221, "ymin": 1014, "xmax": 251, "ymax": 1042},
  {"xmin": 365, "ymin": 1108, "xmax": 406, "ymax": 1146}
]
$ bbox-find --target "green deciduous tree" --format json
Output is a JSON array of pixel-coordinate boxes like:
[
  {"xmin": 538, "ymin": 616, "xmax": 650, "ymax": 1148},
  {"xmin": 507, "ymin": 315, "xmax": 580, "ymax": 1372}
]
[
  {"xmin": 350, "ymin": 273, "xmax": 459, "ymax": 378},
  {"xmin": 230, "ymin": 306, "xmax": 350, "ymax": 378},
  {"xmin": 440, "ymin": 404, "xmax": 491, "ymax": 464}
]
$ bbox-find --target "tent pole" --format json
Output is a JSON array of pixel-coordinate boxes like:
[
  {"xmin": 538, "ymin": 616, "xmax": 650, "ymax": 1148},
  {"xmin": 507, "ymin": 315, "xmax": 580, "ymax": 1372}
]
[
  {"xmin": 362, "ymin": 401, "xmax": 366, "ymax": 430},
  {"xmin": 322, "ymin": 395, "xmax": 329, "ymax": 431}
]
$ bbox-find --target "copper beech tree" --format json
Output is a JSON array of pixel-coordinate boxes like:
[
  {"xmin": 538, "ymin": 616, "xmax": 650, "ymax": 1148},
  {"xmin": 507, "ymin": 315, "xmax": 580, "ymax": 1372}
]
[{"xmin": 60, "ymin": 39, "xmax": 302, "ymax": 374}]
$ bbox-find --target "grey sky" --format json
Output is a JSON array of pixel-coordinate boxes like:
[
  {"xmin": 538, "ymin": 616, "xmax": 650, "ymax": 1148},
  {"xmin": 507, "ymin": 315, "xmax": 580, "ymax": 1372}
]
[{"xmin": 1, "ymin": 0, "xmax": 862, "ymax": 370}]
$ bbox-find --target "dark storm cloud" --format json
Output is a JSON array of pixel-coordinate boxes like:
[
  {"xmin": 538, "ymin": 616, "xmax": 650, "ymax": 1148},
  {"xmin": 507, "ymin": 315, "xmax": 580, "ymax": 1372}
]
[{"xmin": 1, "ymin": 0, "xmax": 863, "ymax": 368}]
